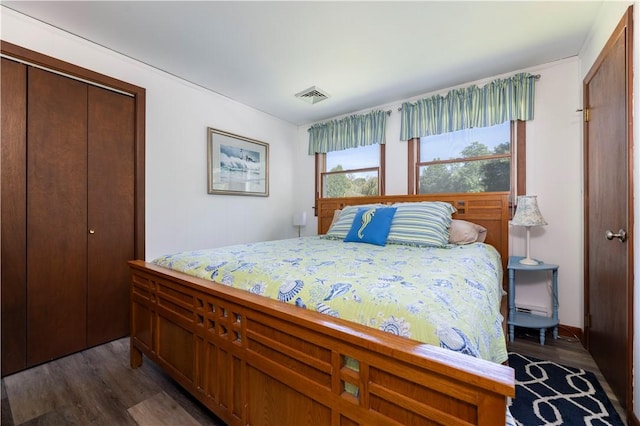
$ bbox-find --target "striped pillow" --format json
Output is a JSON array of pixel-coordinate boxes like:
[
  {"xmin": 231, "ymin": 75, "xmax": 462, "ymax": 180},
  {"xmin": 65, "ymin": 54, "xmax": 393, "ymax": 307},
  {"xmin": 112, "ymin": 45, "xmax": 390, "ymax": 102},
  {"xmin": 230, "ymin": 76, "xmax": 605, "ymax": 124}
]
[
  {"xmin": 324, "ymin": 204, "xmax": 385, "ymax": 239},
  {"xmin": 386, "ymin": 201, "xmax": 456, "ymax": 247}
]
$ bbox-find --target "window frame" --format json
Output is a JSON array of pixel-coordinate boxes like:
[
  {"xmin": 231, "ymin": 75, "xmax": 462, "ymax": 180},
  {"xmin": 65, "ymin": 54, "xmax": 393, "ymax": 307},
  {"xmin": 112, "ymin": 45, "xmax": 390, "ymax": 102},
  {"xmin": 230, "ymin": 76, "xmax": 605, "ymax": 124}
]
[
  {"xmin": 314, "ymin": 143, "xmax": 386, "ymax": 208},
  {"xmin": 407, "ymin": 120, "xmax": 526, "ymax": 199}
]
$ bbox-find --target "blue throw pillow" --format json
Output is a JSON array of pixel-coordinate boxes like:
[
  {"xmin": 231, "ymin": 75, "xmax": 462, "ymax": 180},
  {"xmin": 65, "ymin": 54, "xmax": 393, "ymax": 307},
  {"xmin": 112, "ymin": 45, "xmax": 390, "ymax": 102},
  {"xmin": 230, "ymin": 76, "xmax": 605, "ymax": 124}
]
[
  {"xmin": 344, "ymin": 207, "xmax": 397, "ymax": 246},
  {"xmin": 323, "ymin": 203, "xmax": 385, "ymax": 240}
]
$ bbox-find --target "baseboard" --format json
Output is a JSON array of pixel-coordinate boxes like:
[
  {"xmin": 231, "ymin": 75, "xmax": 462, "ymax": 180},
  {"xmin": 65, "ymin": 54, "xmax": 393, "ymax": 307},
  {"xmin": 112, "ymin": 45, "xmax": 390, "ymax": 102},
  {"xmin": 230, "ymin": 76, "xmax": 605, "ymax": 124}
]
[{"xmin": 557, "ymin": 323, "xmax": 583, "ymax": 342}]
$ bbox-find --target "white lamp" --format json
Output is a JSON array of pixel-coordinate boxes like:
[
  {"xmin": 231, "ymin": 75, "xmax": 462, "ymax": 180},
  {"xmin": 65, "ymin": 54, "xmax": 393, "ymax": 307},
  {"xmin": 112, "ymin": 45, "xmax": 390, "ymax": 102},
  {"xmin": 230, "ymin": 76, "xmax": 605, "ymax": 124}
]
[
  {"xmin": 510, "ymin": 195, "xmax": 547, "ymax": 265},
  {"xmin": 293, "ymin": 211, "xmax": 307, "ymax": 237}
]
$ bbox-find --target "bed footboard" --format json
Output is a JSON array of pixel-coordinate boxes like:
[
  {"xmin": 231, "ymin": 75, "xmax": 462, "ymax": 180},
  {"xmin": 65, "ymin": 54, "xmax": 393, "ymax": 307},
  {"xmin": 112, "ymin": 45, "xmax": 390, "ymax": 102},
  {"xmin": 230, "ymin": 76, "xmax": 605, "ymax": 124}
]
[{"xmin": 130, "ymin": 260, "xmax": 514, "ymax": 426}]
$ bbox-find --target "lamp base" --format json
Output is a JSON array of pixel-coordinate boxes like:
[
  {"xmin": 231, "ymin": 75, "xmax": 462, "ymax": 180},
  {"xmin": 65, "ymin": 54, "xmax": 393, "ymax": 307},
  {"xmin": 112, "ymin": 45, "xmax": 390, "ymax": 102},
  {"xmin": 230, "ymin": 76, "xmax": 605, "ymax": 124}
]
[{"xmin": 519, "ymin": 257, "xmax": 539, "ymax": 266}]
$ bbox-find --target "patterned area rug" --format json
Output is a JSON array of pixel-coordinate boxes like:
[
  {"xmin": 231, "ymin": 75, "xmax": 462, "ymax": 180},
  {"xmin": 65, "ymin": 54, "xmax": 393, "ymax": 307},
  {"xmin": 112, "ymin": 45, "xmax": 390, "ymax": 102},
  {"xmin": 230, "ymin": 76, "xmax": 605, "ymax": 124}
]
[{"xmin": 508, "ymin": 353, "xmax": 624, "ymax": 426}]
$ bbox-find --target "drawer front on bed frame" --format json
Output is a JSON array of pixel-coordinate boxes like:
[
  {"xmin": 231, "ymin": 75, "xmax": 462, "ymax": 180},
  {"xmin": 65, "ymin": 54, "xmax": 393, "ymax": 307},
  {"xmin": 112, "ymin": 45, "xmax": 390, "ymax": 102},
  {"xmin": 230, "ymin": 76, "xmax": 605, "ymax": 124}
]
[{"xmin": 130, "ymin": 263, "xmax": 513, "ymax": 426}]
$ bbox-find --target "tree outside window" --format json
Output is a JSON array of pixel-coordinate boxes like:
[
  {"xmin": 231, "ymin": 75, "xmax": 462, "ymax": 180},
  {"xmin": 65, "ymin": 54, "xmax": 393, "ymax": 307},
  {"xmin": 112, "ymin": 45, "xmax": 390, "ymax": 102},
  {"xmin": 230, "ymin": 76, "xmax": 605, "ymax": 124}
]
[{"xmin": 320, "ymin": 144, "xmax": 384, "ymax": 198}]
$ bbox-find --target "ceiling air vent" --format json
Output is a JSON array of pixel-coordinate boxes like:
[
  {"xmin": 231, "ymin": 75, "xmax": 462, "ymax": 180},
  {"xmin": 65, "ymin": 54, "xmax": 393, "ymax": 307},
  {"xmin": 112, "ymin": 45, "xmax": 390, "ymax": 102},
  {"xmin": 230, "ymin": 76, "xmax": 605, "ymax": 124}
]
[{"xmin": 295, "ymin": 86, "xmax": 330, "ymax": 104}]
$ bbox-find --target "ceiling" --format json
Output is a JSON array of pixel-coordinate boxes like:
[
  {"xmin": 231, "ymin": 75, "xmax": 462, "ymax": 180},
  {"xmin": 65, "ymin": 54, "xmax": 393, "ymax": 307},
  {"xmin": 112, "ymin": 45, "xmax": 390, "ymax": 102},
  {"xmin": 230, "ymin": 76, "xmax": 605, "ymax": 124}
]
[{"xmin": 3, "ymin": 1, "xmax": 604, "ymax": 126}]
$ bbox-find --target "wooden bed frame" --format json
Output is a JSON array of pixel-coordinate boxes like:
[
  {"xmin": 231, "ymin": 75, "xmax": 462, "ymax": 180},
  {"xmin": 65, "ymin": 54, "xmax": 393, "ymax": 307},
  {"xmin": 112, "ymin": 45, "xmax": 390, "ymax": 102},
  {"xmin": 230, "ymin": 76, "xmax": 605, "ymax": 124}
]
[{"xmin": 129, "ymin": 192, "xmax": 514, "ymax": 425}]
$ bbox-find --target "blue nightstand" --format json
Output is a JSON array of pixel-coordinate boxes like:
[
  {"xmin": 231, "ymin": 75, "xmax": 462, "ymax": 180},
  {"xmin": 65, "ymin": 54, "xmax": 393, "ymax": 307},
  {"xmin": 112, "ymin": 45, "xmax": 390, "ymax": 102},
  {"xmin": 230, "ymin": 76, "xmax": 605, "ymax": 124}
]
[{"xmin": 507, "ymin": 256, "xmax": 559, "ymax": 345}]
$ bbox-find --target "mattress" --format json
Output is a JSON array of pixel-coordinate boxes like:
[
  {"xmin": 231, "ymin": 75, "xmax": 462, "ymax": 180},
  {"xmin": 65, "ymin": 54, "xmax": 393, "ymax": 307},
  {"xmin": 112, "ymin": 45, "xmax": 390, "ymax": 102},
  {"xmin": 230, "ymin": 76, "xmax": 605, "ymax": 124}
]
[{"xmin": 153, "ymin": 236, "xmax": 507, "ymax": 364}]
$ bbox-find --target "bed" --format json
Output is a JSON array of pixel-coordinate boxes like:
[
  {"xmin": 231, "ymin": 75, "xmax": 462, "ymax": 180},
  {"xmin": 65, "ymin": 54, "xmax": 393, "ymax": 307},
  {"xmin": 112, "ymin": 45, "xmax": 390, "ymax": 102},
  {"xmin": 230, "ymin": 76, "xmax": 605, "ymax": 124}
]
[{"xmin": 129, "ymin": 192, "xmax": 514, "ymax": 425}]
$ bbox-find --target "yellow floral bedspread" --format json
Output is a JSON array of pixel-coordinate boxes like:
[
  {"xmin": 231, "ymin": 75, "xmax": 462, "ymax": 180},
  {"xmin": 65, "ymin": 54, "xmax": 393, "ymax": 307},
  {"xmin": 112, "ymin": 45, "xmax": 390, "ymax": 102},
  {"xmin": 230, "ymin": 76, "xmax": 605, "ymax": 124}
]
[{"xmin": 153, "ymin": 236, "xmax": 507, "ymax": 364}]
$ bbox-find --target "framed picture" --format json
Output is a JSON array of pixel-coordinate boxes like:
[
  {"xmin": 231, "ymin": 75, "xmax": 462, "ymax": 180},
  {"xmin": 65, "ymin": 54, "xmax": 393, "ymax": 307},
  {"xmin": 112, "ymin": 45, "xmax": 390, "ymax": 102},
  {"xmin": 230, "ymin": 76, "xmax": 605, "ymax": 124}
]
[{"xmin": 207, "ymin": 127, "xmax": 269, "ymax": 196}]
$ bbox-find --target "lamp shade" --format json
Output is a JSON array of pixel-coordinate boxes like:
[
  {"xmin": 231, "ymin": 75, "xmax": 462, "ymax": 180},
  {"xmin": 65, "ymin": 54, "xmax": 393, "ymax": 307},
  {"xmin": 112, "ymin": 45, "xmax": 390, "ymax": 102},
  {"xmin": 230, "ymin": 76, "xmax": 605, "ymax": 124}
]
[
  {"xmin": 293, "ymin": 211, "xmax": 307, "ymax": 227},
  {"xmin": 511, "ymin": 195, "xmax": 547, "ymax": 227}
]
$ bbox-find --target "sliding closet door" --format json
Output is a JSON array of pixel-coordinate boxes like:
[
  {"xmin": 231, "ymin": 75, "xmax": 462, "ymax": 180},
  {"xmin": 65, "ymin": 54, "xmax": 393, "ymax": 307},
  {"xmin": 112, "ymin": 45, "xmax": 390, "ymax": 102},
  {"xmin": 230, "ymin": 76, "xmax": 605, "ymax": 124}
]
[
  {"xmin": 27, "ymin": 67, "xmax": 88, "ymax": 365},
  {"xmin": 86, "ymin": 86, "xmax": 135, "ymax": 346},
  {"xmin": 1, "ymin": 58, "xmax": 28, "ymax": 375}
]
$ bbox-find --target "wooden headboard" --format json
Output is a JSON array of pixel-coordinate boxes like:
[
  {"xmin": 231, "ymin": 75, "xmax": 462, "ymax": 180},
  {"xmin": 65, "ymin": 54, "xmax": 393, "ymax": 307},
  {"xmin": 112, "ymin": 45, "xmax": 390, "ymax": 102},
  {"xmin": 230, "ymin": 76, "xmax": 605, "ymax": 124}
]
[{"xmin": 316, "ymin": 192, "xmax": 510, "ymax": 270}]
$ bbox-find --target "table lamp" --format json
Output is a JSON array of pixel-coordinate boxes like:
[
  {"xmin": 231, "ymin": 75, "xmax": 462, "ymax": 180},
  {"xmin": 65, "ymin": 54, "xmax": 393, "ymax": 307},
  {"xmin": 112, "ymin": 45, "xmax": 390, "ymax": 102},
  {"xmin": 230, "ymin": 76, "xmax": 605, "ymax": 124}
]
[
  {"xmin": 511, "ymin": 195, "xmax": 547, "ymax": 265},
  {"xmin": 293, "ymin": 211, "xmax": 307, "ymax": 237}
]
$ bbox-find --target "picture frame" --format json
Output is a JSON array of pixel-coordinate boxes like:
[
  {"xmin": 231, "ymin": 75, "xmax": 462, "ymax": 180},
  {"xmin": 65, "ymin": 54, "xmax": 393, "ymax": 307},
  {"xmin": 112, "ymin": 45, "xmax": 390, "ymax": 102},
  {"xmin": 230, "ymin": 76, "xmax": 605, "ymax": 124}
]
[{"xmin": 207, "ymin": 127, "xmax": 269, "ymax": 196}]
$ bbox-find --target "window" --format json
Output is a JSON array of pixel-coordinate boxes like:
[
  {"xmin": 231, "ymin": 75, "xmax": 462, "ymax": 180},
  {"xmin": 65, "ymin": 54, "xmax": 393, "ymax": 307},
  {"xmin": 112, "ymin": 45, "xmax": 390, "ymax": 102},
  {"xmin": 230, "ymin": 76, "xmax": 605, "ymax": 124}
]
[
  {"xmin": 414, "ymin": 121, "xmax": 521, "ymax": 194},
  {"xmin": 317, "ymin": 144, "xmax": 385, "ymax": 198}
]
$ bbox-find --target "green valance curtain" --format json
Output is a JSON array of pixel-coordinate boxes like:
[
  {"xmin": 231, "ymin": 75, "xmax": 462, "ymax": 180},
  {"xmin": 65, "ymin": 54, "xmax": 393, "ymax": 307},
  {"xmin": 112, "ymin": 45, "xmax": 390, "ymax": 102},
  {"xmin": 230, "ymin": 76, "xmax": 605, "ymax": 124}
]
[
  {"xmin": 308, "ymin": 110, "xmax": 387, "ymax": 155},
  {"xmin": 400, "ymin": 72, "xmax": 537, "ymax": 141}
]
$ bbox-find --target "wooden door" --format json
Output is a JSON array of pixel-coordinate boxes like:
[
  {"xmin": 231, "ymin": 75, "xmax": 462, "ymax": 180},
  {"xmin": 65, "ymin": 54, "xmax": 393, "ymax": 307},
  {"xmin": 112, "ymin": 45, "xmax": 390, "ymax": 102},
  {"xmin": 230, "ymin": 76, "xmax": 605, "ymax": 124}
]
[
  {"xmin": 86, "ymin": 86, "xmax": 135, "ymax": 346},
  {"xmin": 1, "ymin": 41, "xmax": 146, "ymax": 376},
  {"xmin": 27, "ymin": 67, "xmax": 88, "ymax": 365},
  {"xmin": 1, "ymin": 58, "xmax": 28, "ymax": 375},
  {"xmin": 583, "ymin": 7, "xmax": 633, "ymax": 411}
]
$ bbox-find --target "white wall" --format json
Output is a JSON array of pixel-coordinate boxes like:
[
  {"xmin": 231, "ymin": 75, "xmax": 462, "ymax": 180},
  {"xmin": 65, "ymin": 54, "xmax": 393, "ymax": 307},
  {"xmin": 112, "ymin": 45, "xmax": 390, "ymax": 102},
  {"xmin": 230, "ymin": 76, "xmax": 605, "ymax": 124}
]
[
  {"xmin": 518, "ymin": 59, "xmax": 583, "ymax": 327},
  {"xmin": 295, "ymin": 58, "xmax": 584, "ymax": 328},
  {"xmin": 1, "ymin": 8, "xmax": 299, "ymax": 261},
  {"xmin": 579, "ymin": 1, "xmax": 637, "ymax": 419}
]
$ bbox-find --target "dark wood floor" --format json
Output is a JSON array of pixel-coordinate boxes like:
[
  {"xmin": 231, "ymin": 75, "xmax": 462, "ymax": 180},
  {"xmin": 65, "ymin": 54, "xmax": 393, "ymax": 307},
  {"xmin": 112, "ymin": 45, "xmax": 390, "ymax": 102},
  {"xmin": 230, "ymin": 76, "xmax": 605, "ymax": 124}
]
[
  {"xmin": 1, "ymin": 338, "xmax": 225, "ymax": 426},
  {"xmin": 1, "ymin": 332, "xmax": 627, "ymax": 425}
]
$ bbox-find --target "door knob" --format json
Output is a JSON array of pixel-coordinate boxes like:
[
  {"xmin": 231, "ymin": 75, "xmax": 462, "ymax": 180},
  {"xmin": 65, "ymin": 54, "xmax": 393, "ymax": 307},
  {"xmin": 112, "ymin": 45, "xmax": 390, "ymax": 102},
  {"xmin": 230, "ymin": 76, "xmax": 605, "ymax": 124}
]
[
  {"xmin": 89, "ymin": 229, "xmax": 95, "ymax": 234},
  {"xmin": 605, "ymin": 228, "xmax": 627, "ymax": 242}
]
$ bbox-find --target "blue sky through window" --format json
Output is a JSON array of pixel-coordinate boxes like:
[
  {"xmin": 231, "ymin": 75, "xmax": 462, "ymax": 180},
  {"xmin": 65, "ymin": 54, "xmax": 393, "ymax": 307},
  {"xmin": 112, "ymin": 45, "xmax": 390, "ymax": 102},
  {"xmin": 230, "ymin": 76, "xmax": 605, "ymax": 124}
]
[
  {"xmin": 420, "ymin": 122, "xmax": 510, "ymax": 161},
  {"xmin": 326, "ymin": 144, "xmax": 379, "ymax": 171},
  {"xmin": 325, "ymin": 122, "xmax": 509, "ymax": 171}
]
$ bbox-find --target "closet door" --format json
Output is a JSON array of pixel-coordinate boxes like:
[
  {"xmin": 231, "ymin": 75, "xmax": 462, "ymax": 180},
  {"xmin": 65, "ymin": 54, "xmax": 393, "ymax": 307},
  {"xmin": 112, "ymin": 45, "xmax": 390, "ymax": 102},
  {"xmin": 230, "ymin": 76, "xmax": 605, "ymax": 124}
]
[
  {"xmin": 1, "ymin": 42, "xmax": 145, "ymax": 375},
  {"xmin": 87, "ymin": 86, "xmax": 135, "ymax": 346},
  {"xmin": 1, "ymin": 58, "xmax": 28, "ymax": 375},
  {"xmin": 27, "ymin": 67, "xmax": 88, "ymax": 365}
]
